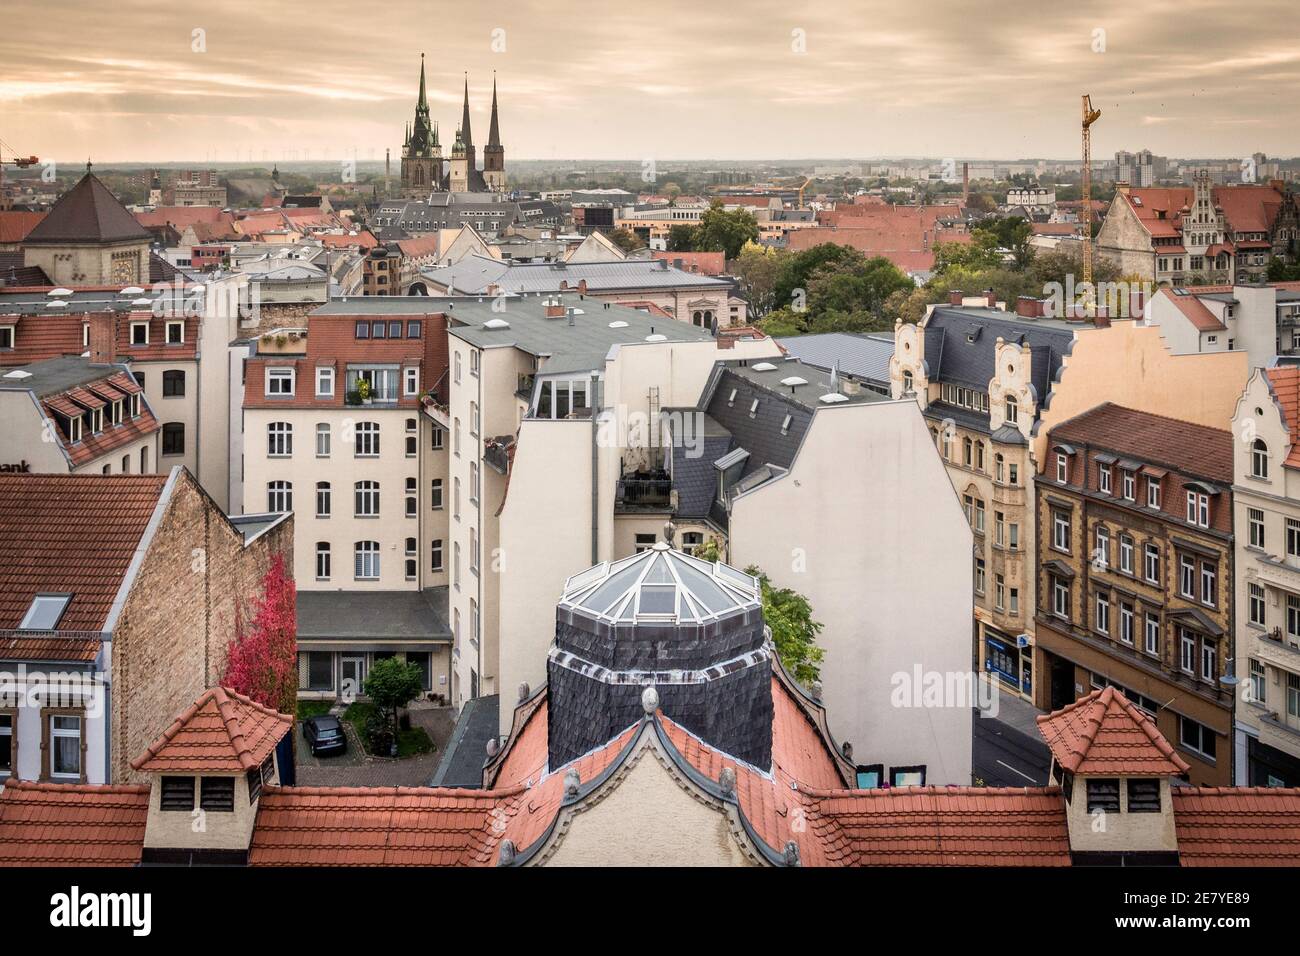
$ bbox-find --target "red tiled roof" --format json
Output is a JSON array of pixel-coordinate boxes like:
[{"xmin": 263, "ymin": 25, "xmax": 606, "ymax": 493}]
[
  {"xmin": 131, "ymin": 687, "xmax": 292, "ymax": 774},
  {"xmin": 650, "ymin": 250, "xmax": 727, "ymax": 275},
  {"xmin": 1123, "ymin": 185, "xmax": 1283, "ymax": 240},
  {"xmin": 787, "ymin": 221, "xmax": 971, "ymax": 273},
  {"xmin": 1266, "ymin": 366, "xmax": 1300, "ymax": 468},
  {"xmin": 135, "ymin": 206, "xmax": 233, "ymax": 232},
  {"xmin": 0, "ymin": 210, "xmax": 46, "ymax": 244},
  {"xmin": 44, "ymin": 379, "xmax": 160, "ymax": 469},
  {"xmin": 0, "ymin": 473, "xmax": 168, "ymax": 634},
  {"xmin": 1047, "ymin": 403, "xmax": 1233, "ymax": 485},
  {"xmin": 1172, "ymin": 787, "xmax": 1300, "ymax": 866},
  {"xmin": 395, "ymin": 236, "xmax": 438, "ymax": 258},
  {"xmin": 1158, "ymin": 288, "xmax": 1226, "ymax": 332},
  {"xmin": 0, "ymin": 780, "xmax": 150, "ymax": 866},
  {"xmin": 1036, "ymin": 686, "xmax": 1190, "ymax": 776},
  {"xmin": 319, "ymin": 231, "xmax": 378, "ymax": 251}
]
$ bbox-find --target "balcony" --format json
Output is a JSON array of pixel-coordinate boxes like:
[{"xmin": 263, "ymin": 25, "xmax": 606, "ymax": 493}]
[
  {"xmin": 421, "ymin": 394, "xmax": 451, "ymax": 429},
  {"xmin": 483, "ymin": 436, "xmax": 514, "ymax": 476},
  {"xmin": 1256, "ymin": 627, "xmax": 1300, "ymax": 672},
  {"xmin": 616, "ymin": 469, "xmax": 673, "ymax": 512}
]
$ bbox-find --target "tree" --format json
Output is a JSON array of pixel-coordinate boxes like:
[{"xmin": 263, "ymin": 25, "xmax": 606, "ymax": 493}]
[
  {"xmin": 772, "ymin": 242, "xmax": 865, "ymax": 311},
  {"xmin": 667, "ymin": 223, "xmax": 700, "ymax": 251},
  {"xmin": 694, "ymin": 202, "xmax": 760, "ymax": 261},
  {"xmin": 1267, "ymin": 256, "xmax": 1300, "ymax": 282},
  {"xmin": 932, "ymin": 232, "xmax": 1003, "ymax": 273},
  {"xmin": 805, "ymin": 255, "xmax": 914, "ymax": 319},
  {"xmin": 607, "ymin": 228, "xmax": 642, "ymax": 253},
  {"xmin": 223, "ymin": 552, "xmax": 297, "ymax": 714},
  {"xmin": 973, "ymin": 216, "xmax": 1034, "ymax": 268},
  {"xmin": 731, "ymin": 242, "xmax": 785, "ymax": 317},
  {"xmin": 363, "ymin": 657, "xmax": 425, "ymax": 752},
  {"xmin": 745, "ymin": 566, "xmax": 824, "ymax": 685}
]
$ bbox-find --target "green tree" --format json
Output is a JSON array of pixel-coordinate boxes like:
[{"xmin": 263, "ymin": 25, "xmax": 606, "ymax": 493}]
[
  {"xmin": 667, "ymin": 223, "xmax": 700, "ymax": 251},
  {"xmin": 732, "ymin": 242, "xmax": 786, "ymax": 318},
  {"xmin": 745, "ymin": 566, "xmax": 824, "ymax": 685},
  {"xmin": 805, "ymin": 255, "xmax": 914, "ymax": 319},
  {"xmin": 973, "ymin": 216, "xmax": 1034, "ymax": 268},
  {"xmin": 772, "ymin": 243, "xmax": 865, "ymax": 311},
  {"xmin": 608, "ymin": 227, "xmax": 643, "ymax": 253},
  {"xmin": 1267, "ymin": 256, "xmax": 1300, "ymax": 281},
  {"xmin": 363, "ymin": 657, "xmax": 425, "ymax": 752},
  {"xmin": 695, "ymin": 201, "xmax": 760, "ymax": 261},
  {"xmin": 932, "ymin": 232, "xmax": 1003, "ymax": 273}
]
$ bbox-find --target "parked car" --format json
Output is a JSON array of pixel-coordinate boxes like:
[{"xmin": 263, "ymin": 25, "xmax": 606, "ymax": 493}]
[{"xmin": 302, "ymin": 715, "xmax": 347, "ymax": 756}]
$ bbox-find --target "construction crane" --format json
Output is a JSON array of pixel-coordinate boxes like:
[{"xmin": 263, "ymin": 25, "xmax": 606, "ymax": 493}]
[
  {"xmin": 1080, "ymin": 95, "xmax": 1101, "ymax": 298},
  {"xmin": 797, "ymin": 176, "xmax": 814, "ymax": 210},
  {"xmin": 0, "ymin": 138, "xmax": 40, "ymax": 211}
]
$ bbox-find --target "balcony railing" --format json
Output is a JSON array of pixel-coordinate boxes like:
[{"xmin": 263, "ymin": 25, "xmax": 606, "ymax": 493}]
[
  {"xmin": 483, "ymin": 436, "xmax": 514, "ymax": 476},
  {"xmin": 616, "ymin": 470, "xmax": 673, "ymax": 511}
]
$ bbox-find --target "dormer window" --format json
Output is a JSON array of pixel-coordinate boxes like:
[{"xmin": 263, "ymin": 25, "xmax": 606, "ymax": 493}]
[
  {"xmin": 316, "ymin": 367, "xmax": 334, "ymax": 397},
  {"xmin": 1005, "ymin": 397, "xmax": 1019, "ymax": 424},
  {"xmin": 1098, "ymin": 463, "xmax": 1112, "ymax": 494},
  {"xmin": 780, "ymin": 413, "xmax": 792, "ymax": 435},
  {"xmin": 19, "ymin": 593, "xmax": 71, "ymax": 631},
  {"xmin": 267, "ymin": 367, "xmax": 295, "ymax": 397},
  {"xmin": 1085, "ymin": 778, "xmax": 1121, "ymax": 813},
  {"xmin": 166, "ymin": 320, "xmax": 184, "ymax": 345},
  {"xmin": 0, "ymin": 325, "xmax": 14, "ymax": 350},
  {"xmin": 160, "ymin": 776, "xmax": 195, "ymax": 811},
  {"xmin": 749, "ymin": 399, "xmax": 759, "ymax": 419},
  {"xmin": 130, "ymin": 321, "xmax": 149, "ymax": 346},
  {"xmin": 65, "ymin": 414, "xmax": 82, "ymax": 443},
  {"xmin": 404, "ymin": 367, "xmax": 419, "ymax": 396},
  {"xmin": 727, "ymin": 388, "xmax": 737, "ymax": 407},
  {"xmin": 1056, "ymin": 453, "xmax": 1068, "ymax": 484},
  {"xmin": 200, "ymin": 776, "xmax": 235, "ymax": 812},
  {"xmin": 131, "ymin": 394, "xmax": 141, "ymax": 418}
]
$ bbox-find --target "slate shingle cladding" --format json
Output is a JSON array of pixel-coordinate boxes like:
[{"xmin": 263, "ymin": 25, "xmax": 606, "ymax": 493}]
[
  {"xmin": 923, "ymin": 307, "xmax": 1075, "ymax": 403},
  {"xmin": 702, "ymin": 369, "xmax": 813, "ymax": 483}
]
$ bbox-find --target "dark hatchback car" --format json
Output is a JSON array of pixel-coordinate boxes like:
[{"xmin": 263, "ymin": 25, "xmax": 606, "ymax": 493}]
[{"xmin": 302, "ymin": 715, "xmax": 347, "ymax": 756}]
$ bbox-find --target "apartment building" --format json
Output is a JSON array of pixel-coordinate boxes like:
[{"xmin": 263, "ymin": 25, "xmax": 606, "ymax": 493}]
[
  {"xmin": 0, "ymin": 468, "xmax": 290, "ymax": 785},
  {"xmin": 1035, "ymin": 404, "xmax": 1235, "ymax": 785},
  {"xmin": 419, "ymin": 256, "xmax": 743, "ymax": 328},
  {"xmin": 241, "ymin": 302, "xmax": 452, "ymax": 701},
  {"xmin": 1145, "ymin": 282, "xmax": 1300, "ymax": 365},
  {"xmin": 1231, "ymin": 367, "xmax": 1300, "ymax": 786}
]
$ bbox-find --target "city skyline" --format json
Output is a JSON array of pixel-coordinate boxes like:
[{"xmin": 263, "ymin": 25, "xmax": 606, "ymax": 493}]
[{"xmin": 3, "ymin": 0, "xmax": 1298, "ymax": 164}]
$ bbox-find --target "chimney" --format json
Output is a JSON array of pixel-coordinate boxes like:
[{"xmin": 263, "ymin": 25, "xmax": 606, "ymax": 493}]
[
  {"xmin": 983, "ymin": 289, "xmax": 997, "ymax": 308},
  {"xmin": 544, "ymin": 297, "xmax": 565, "ymax": 318},
  {"xmin": 577, "ymin": 279, "xmax": 588, "ymax": 295},
  {"xmin": 962, "ymin": 162, "xmax": 969, "ymax": 206},
  {"xmin": 1092, "ymin": 312, "xmax": 1111, "ymax": 328},
  {"xmin": 87, "ymin": 311, "xmax": 117, "ymax": 364},
  {"xmin": 1116, "ymin": 180, "xmax": 1131, "ymax": 196},
  {"xmin": 1015, "ymin": 296, "xmax": 1044, "ymax": 319},
  {"xmin": 567, "ymin": 307, "xmax": 575, "ymax": 327},
  {"xmin": 948, "ymin": 290, "xmax": 964, "ymax": 306}
]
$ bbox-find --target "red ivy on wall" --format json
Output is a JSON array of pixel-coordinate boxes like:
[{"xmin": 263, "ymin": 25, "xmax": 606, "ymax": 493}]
[{"xmin": 223, "ymin": 552, "xmax": 297, "ymax": 714}]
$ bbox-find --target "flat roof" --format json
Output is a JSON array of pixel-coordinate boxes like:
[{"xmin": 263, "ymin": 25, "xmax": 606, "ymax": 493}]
[
  {"xmin": 720, "ymin": 356, "xmax": 889, "ymax": 412},
  {"xmin": 0, "ymin": 355, "xmax": 128, "ymax": 397},
  {"xmin": 296, "ymin": 588, "xmax": 451, "ymax": 643},
  {"xmin": 421, "ymin": 255, "xmax": 732, "ymax": 295}
]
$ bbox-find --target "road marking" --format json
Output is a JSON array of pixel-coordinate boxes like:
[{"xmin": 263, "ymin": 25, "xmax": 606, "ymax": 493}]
[{"xmin": 996, "ymin": 759, "xmax": 1037, "ymax": 783}]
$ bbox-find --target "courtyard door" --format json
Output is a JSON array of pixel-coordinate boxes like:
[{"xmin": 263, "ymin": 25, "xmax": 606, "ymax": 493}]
[{"xmin": 341, "ymin": 656, "xmax": 367, "ymax": 701}]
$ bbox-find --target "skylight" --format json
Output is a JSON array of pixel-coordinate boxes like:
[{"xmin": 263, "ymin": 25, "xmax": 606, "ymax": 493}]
[
  {"xmin": 4, "ymin": 369, "xmax": 32, "ymax": 379},
  {"xmin": 482, "ymin": 318, "xmax": 510, "ymax": 330},
  {"xmin": 751, "ymin": 362, "xmax": 777, "ymax": 372},
  {"xmin": 645, "ymin": 333, "xmax": 667, "ymax": 342},
  {"xmin": 819, "ymin": 393, "xmax": 850, "ymax": 404},
  {"xmin": 608, "ymin": 320, "xmax": 629, "ymax": 328},
  {"xmin": 779, "ymin": 376, "xmax": 808, "ymax": 387},
  {"xmin": 19, "ymin": 593, "xmax": 72, "ymax": 631},
  {"xmin": 47, "ymin": 288, "xmax": 73, "ymax": 297}
]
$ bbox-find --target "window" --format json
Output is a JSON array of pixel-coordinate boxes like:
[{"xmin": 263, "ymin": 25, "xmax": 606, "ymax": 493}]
[
  {"xmin": 1144, "ymin": 613, "xmax": 1160, "ymax": 656},
  {"xmin": 405, "ymin": 537, "xmax": 417, "ymax": 580},
  {"xmin": 470, "ymin": 463, "xmax": 480, "ymax": 504},
  {"xmin": 1289, "ymin": 673, "xmax": 1300, "ymax": 719},
  {"xmin": 471, "ymin": 402, "xmax": 480, "ymax": 437},
  {"xmin": 354, "ymin": 541, "xmax": 380, "ymax": 579},
  {"xmin": 1179, "ymin": 556, "xmax": 1195, "ymax": 598},
  {"xmin": 354, "ymin": 421, "xmax": 380, "ymax": 457},
  {"xmin": 355, "ymin": 321, "xmax": 370, "ymax": 339},
  {"xmin": 1144, "ymin": 543, "xmax": 1160, "ymax": 583},
  {"xmin": 1086, "ymin": 778, "xmax": 1120, "ymax": 814},
  {"xmin": 470, "ymin": 349, "xmax": 480, "ymax": 376},
  {"xmin": 0, "ymin": 326, "xmax": 13, "ymax": 350},
  {"xmin": 130, "ymin": 321, "xmax": 149, "ymax": 345},
  {"xmin": 1290, "ymin": 595, "xmax": 1300, "ymax": 640},
  {"xmin": 1252, "ymin": 439, "xmax": 1269, "ymax": 479},
  {"xmin": 354, "ymin": 481, "xmax": 380, "ymax": 517},
  {"xmin": 1179, "ymin": 716, "xmax": 1215, "ymax": 760},
  {"xmin": 0, "ymin": 713, "xmax": 10, "ymax": 775},
  {"xmin": 316, "ymin": 367, "xmax": 335, "ymax": 397},
  {"xmin": 431, "ymin": 538, "xmax": 444, "ymax": 573},
  {"xmin": 995, "ymin": 511, "xmax": 1005, "ymax": 546},
  {"xmin": 160, "ymin": 776, "xmax": 195, "ymax": 811},
  {"xmin": 1118, "ymin": 535, "xmax": 1134, "ymax": 575},
  {"xmin": 267, "ymin": 480, "xmax": 292, "ymax": 513},
  {"xmin": 200, "ymin": 776, "xmax": 235, "ymax": 812},
  {"xmin": 1052, "ymin": 511, "xmax": 1071, "ymax": 552},
  {"xmin": 1186, "ymin": 490, "xmax": 1210, "ymax": 528},
  {"xmin": 1008, "ymin": 462, "xmax": 1019, "ymax": 485},
  {"xmin": 1180, "ymin": 629, "xmax": 1196, "ymax": 674},
  {"xmin": 994, "ymin": 454, "xmax": 1004, "ymax": 482},
  {"xmin": 1009, "ymin": 587, "xmax": 1019, "ymax": 614},
  {"xmin": 1122, "ymin": 470, "xmax": 1135, "ymax": 501},
  {"xmin": 1095, "ymin": 592, "xmax": 1110, "ymax": 635},
  {"xmin": 1249, "ymin": 507, "xmax": 1266, "ymax": 549},
  {"xmin": 166, "ymin": 320, "xmax": 184, "ymax": 344},
  {"xmin": 1119, "ymin": 602, "xmax": 1134, "ymax": 645},
  {"xmin": 161, "ymin": 424, "xmax": 185, "ymax": 457},
  {"xmin": 1004, "ymin": 397, "xmax": 1018, "ymax": 424},
  {"xmin": 1249, "ymin": 583, "xmax": 1266, "ymax": 627},
  {"xmin": 48, "ymin": 714, "xmax": 82, "ymax": 780},
  {"xmin": 315, "ymin": 542, "xmax": 331, "ymax": 580},
  {"xmin": 470, "ymin": 528, "xmax": 480, "ymax": 573},
  {"xmin": 406, "ymin": 418, "xmax": 417, "ymax": 457},
  {"xmin": 1055, "ymin": 454, "xmax": 1068, "ymax": 483},
  {"xmin": 407, "ymin": 320, "xmax": 422, "ymax": 338},
  {"xmin": 316, "ymin": 423, "xmax": 331, "ymax": 457},
  {"xmin": 300, "ymin": 651, "xmax": 334, "ymax": 692},
  {"xmin": 267, "ymin": 421, "xmax": 293, "ymax": 457},
  {"xmin": 404, "ymin": 367, "xmax": 419, "ymax": 396},
  {"xmin": 1127, "ymin": 779, "xmax": 1161, "ymax": 813},
  {"xmin": 454, "ymin": 351, "xmax": 462, "ymax": 383},
  {"xmin": 454, "ymin": 542, "xmax": 461, "ymax": 587},
  {"xmin": 1201, "ymin": 640, "xmax": 1217, "ymax": 683},
  {"xmin": 19, "ymin": 593, "xmax": 71, "ymax": 630},
  {"xmin": 1289, "ymin": 518, "xmax": 1300, "ymax": 558},
  {"xmin": 890, "ymin": 766, "xmax": 926, "ymax": 787},
  {"xmin": 454, "ymin": 478, "xmax": 461, "ymax": 519},
  {"xmin": 162, "ymin": 369, "xmax": 185, "ymax": 396},
  {"xmin": 963, "ymin": 437, "xmax": 973, "ymax": 467},
  {"xmin": 431, "ymin": 479, "xmax": 444, "ymax": 510},
  {"xmin": 1098, "ymin": 464, "xmax": 1112, "ymax": 495},
  {"xmin": 974, "ymin": 558, "xmax": 986, "ymax": 594},
  {"xmin": 1094, "ymin": 526, "xmax": 1110, "ymax": 568},
  {"xmin": 405, "ymin": 477, "xmax": 417, "ymax": 517},
  {"xmin": 267, "ymin": 367, "xmax": 294, "ymax": 397},
  {"xmin": 635, "ymin": 533, "xmax": 658, "ymax": 555},
  {"xmin": 995, "ymin": 574, "xmax": 1005, "ymax": 610},
  {"xmin": 1200, "ymin": 561, "xmax": 1217, "ymax": 607},
  {"xmin": 431, "ymin": 427, "xmax": 444, "ymax": 451},
  {"xmin": 1147, "ymin": 476, "xmax": 1161, "ymax": 509},
  {"xmin": 315, "ymin": 481, "xmax": 331, "ymax": 517},
  {"xmin": 454, "ymin": 418, "xmax": 461, "ymax": 456},
  {"xmin": 1052, "ymin": 577, "xmax": 1069, "ymax": 618},
  {"xmin": 1249, "ymin": 659, "xmax": 1266, "ymax": 704}
]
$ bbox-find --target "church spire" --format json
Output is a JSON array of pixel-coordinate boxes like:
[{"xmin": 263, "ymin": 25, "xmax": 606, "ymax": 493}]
[
  {"xmin": 460, "ymin": 73, "xmax": 473, "ymax": 149},
  {"xmin": 487, "ymin": 73, "xmax": 501, "ymax": 148},
  {"xmin": 417, "ymin": 53, "xmax": 428, "ymax": 110}
]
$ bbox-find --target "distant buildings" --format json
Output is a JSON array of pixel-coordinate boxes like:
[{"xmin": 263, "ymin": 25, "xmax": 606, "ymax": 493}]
[{"xmin": 397, "ymin": 57, "xmax": 506, "ymax": 196}]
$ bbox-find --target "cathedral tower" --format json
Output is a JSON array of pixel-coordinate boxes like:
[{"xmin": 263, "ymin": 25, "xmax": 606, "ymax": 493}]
[
  {"xmin": 483, "ymin": 74, "xmax": 506, "ymax": 194},
  {"xmin": 400, "ymin": 54, "xmax": 438, "ymax": 196}
]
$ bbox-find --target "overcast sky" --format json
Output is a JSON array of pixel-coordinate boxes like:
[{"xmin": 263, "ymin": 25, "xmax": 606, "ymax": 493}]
[{"xmin": 3, "ymin": 0, "xmax": 1296, "ymax": 165}]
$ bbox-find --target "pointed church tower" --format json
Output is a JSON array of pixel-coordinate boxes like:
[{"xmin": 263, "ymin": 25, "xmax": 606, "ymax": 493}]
[
  {"xmin": 449, "ymin": 124, "xmax": 469, "ymax": 193},
  {"xmin": 400, "ymin": 54, "xmax": 437, "ymax": 197},
  {"xmin": 483, "ymin": 73, "xmax": 506, "ymax": 194}
]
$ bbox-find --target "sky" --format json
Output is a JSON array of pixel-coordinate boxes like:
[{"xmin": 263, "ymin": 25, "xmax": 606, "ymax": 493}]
[{"xmin": 2, "ymin": 0, "xmax": 1297, "ymax": 165}]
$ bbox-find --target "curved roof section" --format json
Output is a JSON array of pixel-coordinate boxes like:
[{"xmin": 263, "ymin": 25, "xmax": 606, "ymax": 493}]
[{"xmin": 558, "ymin": 542, "xmax": 759, "ymax": 625}]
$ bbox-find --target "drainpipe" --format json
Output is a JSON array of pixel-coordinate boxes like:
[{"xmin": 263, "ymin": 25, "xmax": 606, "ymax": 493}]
[{"xmin": 591, "ymin": 372, "xmax": 600, "ymax": 565}]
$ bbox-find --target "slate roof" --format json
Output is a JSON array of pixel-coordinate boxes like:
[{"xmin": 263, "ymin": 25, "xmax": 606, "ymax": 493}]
[
  {"xmin": 296, "ymin": 589, "xmax": 451, "ymax": 644},
  {"xmin": 23, "ymin": 172, "xmax": 152, "ymax": 245},
  {"xmin": 923, "ymin": 306, "xmax": 1076, "ymax": 402},
  {"xmin": 1047, "ymin": 403, "xmax": 1233, "ymax": 486},
  {"xmin": 422, "ymin": 255, "xmax": 732, "ymax": 295},
  {"xmin": 131, "ymin": 687, "xmax": 293, "ymax": 774},
  {"xmin": 0, "ymin": 781, "xmax": 150, "ymax": 866},
  {"xmin": 0, "ymin": 472, "xmax": 168, "ymax": 644},
  {"xmin": 429, "ymin": 694, "xmax": 500, "ymax": 788},
  {"xmin": 776, "ymin": 332, "xmax": 895, "ymax": 387},
  {"xmin": 1036, "ymin": 686, "xmax": 1191, "ymax": 776}
]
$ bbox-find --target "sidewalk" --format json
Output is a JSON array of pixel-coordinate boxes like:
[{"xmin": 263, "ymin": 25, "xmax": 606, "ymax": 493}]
[{"xmin": 977, "ymin": 675, "xmax": 1047, "ymax": 738}]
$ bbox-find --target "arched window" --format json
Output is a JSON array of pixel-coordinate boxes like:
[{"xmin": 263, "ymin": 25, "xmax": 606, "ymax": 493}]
[
  {"xmin": 1252, "ymin": 439, "xmax": 1269, "ymax": 479},
  {"xmin": 1005, "ymin": 397, "xmax": 1019, "ymax": 424},
  {"xmin": 902, "ymin": 370, "xmax": 913, "ymax": 393},
  {"xmin": 315, "ymin": 542, "xmax": 331, "ymax": 580},
  {"xmin": 995, "ymin": 453, "xmax": 1005, "ymax": 483},
  {"xmin": 267, "ymin": 422, "xmax": 293, "ymax": 457},
  {"xmin": 267, "ymin": 480, "xmax": 292, "ymax": 513},
  {"xmin": 316, "ymin": 481, "xmax": 331, "ymax": 517},
  {"xmin": 405, "ymin": 477, "xmax": 417, "ymax": 517},
  {"xmin": 354, "ymin": 541, "xmax": 380, "ymax": 580},
  {"xmin": 354, "ymin": 480, "xmax": 380, "ymax": 517},
  {"xmin": 354, "ymin": 421, "xmax": 380, "ymax": 457}
]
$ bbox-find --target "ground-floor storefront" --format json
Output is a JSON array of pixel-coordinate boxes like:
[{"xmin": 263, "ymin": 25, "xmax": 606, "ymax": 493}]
[
  {"xmin": 979, "ymin": 621, "xmax": 1035, "ymax": 702},
  {"xmin": 1034, "ymin": 619, "xmax": 1232, "ymax": 786},
  {"xmin": 1237, "ymin": 724, "xmax": 1300, "ymax": 787}
]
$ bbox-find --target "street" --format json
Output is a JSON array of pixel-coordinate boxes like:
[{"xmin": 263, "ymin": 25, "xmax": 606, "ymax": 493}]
[{"xmin": 972, "ymin": 709, "xmax": 1052, "ymax": 787}]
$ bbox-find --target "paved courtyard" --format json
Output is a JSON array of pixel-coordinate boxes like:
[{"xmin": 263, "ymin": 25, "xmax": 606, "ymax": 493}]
[{"xmin": 294, "ymin": 705, "xmax": 456, "ymax": 787}]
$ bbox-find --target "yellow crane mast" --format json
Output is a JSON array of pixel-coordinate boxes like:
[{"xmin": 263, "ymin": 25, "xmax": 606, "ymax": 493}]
[{"xmin": 1081, "ymin": 95, "xmax": 1101, "ymax": 296}]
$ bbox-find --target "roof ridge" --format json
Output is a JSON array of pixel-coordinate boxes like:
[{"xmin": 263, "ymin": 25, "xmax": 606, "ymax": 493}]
[
  {"xmin": 2, "ymin": 777, "xmax": 150, "ymax": 795},
  {"xmin": 803, "ymin": 783, "xmax": 1063, "ymax": 799}
]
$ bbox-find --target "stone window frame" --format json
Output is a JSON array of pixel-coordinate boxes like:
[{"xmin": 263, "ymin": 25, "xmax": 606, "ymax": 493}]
[{"xmin": 40, "ymin": 706, "xmax": 87, "ymax": 784}]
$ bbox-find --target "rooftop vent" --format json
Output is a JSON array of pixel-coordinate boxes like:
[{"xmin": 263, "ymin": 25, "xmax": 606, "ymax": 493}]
[
  {"xmin": 47, "ymin": 288, "xmax": 73, "ymax": 297},
  {"xmin": 751, "ymin": 361, "xmax": 778, "ymax": 372},
  {"xmin": 819, "ymin": 393, "xmax": 850, "ymax": 404},
  {"xmin": 779, "ymin": 376, "xmax": 808, "ymax": 387},
  {"xmin": 608, "ymin": 320, "xmax": 629, "ymax": 329},
  {"xmin": 119, "ymin": 286, "xmax": 145, "ymax": 295},
  {"xmin": 45, "ymin": 301, "xmax": 66, "ymax": 309},
  {"xmin": 645, "ymin": 333, "xmax": 667, "ymax": 342},
  {"xmin": 3, "ymin": 369, "xmax": 33, "ymax": 379},
  {"xmin": 482, "ymin": 318, "xmax": 510, "ymax": 330}
]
